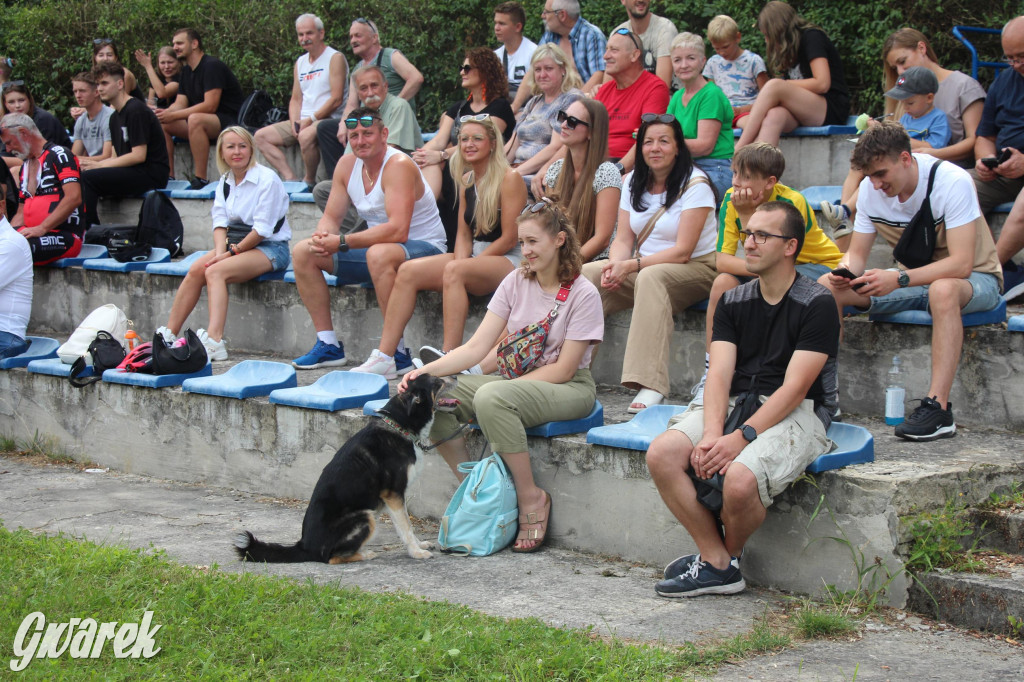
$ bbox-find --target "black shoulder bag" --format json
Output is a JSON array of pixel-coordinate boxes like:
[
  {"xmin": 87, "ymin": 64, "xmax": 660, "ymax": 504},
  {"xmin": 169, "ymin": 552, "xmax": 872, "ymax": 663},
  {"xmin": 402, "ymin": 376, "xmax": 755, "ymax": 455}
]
[
  {"xmin": 69, "ymin": 331, "xmax": 127, "ymax": 387},
  {"xmin": 892, "ymin": 160, "xmax": 942, "ymax": 269}
]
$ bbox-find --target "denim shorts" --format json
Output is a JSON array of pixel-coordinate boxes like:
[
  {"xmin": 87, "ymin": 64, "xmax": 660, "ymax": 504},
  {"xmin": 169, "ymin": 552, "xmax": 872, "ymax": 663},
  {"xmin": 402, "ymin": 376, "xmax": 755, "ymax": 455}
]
[
  {"xmin": 472, "ymin": 239, "xmax": 523, "ymax": 267},
  {"xmin": 255, "ymin": 239, "xmax": 291, "ymax": 271},
  {"xmin": 0, "ymin": 331, "xmax": 29, "ymax": 360},
  {"xmin": 866, "ymin": 271, "xmax": 1002, "ymax": 315},
  {"xmin": 694, "ymin": 158, "xmax": 733, "ymax": 204},
  {"xmin": 331, "ymin": 239, "xmax": 443, "ymax": 284},
  {"xmin": 795, "ymin": 262, "xmax": 831, "ymax": 280}
]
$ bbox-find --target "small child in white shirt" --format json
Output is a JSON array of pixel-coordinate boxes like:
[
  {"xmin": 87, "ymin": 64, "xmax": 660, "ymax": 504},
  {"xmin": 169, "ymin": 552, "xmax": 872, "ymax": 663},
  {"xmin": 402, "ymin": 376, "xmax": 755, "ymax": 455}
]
[{"xmin": 702, "ymin": 15, "xmax": 768, "ymax": 130}]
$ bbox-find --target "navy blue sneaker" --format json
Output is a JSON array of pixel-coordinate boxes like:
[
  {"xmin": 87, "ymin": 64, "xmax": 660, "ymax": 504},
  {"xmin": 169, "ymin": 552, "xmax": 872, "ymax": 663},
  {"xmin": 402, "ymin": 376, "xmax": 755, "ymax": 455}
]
[
  {"xmin": 663, "ymin": 553, "xmax": 699, "ymax": 579},
  {"xmin": 292, "ymin": 340, "xmax": 347, "ymax": 369},
  {"xmin": 394, "ymin": 348, "xmax": 414, "ymax": 375},
  {"xmin": 1003, "ymin": 261, "xmax": 1024, "ymax": 301},
  {"xmin": 655, "ymin": 557, "xmax": 745, "ymax": 598},
  {"xmin": 894, "ymin": 396, "xmax": 955, "ymax": 441}
]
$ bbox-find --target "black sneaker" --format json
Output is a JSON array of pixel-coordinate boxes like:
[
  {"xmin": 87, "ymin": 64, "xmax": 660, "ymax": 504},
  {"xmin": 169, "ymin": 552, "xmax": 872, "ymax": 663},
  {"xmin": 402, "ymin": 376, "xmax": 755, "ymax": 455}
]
[
  {"xmin": 894, "ymin": 396, "xmax": 956, "ymax": 441},
  {"xmin": 189, "ymin": 176, "xmax": 209, "ymax": 190},
  {"xmin": 663, "ymin": 553, "xmax": 699, "ymax": 579},
  {"xmin": 655, "ymin": 557, "xmax": 745, "ymax": 598}
]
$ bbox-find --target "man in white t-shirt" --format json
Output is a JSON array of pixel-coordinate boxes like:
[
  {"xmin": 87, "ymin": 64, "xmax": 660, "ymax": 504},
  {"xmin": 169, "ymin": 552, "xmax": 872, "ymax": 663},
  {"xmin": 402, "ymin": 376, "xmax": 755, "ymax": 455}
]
[
  {"xmin": 70, "ymin": 72, "xmax": 113, "ymax": 163},
  {"xmin": 254, "ymin": 14, "xmax": 348, "ymax": 189},
  {"xmin": 819, "ymin": 121, "xmax": 1003, "ymax": 442},
  {"xmin": 612, "ymin": 0, "xmax": 678, "ymax": 88},
  {"xmin": 0, "ymin": 178, "xmax": 33, "ymax": 359},
  {"xmin": 494, "ymin": 2, "xmax": 537, "ymax": 102}
]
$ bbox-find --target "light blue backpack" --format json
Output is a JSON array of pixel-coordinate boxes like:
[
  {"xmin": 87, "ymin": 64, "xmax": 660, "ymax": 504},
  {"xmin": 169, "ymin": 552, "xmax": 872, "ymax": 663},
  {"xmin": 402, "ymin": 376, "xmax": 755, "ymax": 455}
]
[{"xmin": 437, "ymin": 453, "xmax": 519, "ymax": 556}]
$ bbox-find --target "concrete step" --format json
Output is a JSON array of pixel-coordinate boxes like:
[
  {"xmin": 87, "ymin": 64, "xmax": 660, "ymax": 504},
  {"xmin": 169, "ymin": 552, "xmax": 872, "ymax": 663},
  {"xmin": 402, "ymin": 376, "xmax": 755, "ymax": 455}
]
[
  {"xmin": 965, "ymin": 508, "xmax": 1024, "ymax": 555},
  {"xmin": 907, "ymin": 563, "xmax": 1024, "ymax": 633},
  {"xmin": 2, "ymin": 355, "xmax": 1023, "ymax": 609},
  {"xmin": 28, "ymin": 266, "xmax": 1024, "ymax": 429}
]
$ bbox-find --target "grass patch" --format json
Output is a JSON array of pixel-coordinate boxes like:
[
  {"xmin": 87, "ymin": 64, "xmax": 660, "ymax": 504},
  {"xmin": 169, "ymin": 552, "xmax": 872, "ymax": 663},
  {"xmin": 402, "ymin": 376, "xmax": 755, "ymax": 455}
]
[
  {"xmin": 978, "ymin": 481, "xmax": 1024, "ymax": 511},
  {"xmin": 792, "ymin": 607, "xmax": 859, "ymax": 639},
  {"xmin": 0, "ymin": 430, "xmax": 73, "ymax": 464},
  {"xmin": 905, "ymin": 496, "xmax": 987, "ymax": 574},
  {"xmin": 0, "ymin": 527, "xmax": 790, "ymax": 679}
]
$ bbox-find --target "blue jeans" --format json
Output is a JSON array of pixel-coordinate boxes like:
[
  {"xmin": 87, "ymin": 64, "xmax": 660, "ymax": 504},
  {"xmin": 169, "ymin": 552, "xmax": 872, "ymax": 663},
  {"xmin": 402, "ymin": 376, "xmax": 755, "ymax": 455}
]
[
  {"xmin": 695, "ymin": 158, "xmax": 733, "ymax": 206},
  {"xmin": 866, "ymin": 271, "xmax": 1002, "ymax": 315},
  {"xmin": 331, "ymin": 240, "xmax": 443, "ymax": 284},
  {"xmin": 795, "ymin": 263, "xmax": 831, "ymax": 280},
  {"xmin": 255, "ymin": 239, "xmax": 291, "ymax": 271},
  {"xmin": 0, "ymin": 331, "xmax": 29, "ymax": 359}
]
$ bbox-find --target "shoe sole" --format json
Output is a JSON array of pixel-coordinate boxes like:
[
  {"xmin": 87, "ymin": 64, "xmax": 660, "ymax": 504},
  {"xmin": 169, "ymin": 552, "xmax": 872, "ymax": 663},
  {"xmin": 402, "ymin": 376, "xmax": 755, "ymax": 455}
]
[
  {"xmin": 655, "ymin": 578, "xmax": 747, "ymax": 598},
  {"xmin": 350, "ymin": 366, "xmax": 397, "ymax": 380},
  {"xmin": 896, "ymin": 423, "xmax": 956, "ymax": 441},
  {"xmin": 292, "ymin": 358, "xmax": 348, "ymax": 370},
  {"xmin": 1003, "ymin": 281, "xmax": 1024, "ymax": 301}
]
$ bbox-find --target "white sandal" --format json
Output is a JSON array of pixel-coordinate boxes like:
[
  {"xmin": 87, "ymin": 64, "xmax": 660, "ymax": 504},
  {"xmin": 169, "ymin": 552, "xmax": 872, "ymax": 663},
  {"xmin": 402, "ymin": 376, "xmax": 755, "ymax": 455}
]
[{"xmin": 628, "ymin": 388, "xmax": 665, "ymax": 414}]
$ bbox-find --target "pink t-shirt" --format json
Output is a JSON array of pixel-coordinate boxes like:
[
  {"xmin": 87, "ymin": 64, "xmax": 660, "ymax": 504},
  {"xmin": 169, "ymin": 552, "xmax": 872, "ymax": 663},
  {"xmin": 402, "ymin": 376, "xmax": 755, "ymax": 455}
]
[
  {"xmin": 487, "ymin": 269, "xmax": 604, "ymax": 369},
  {"xmin": 595, "ymin": 70, "xmax": 671, "ymax": 159}
]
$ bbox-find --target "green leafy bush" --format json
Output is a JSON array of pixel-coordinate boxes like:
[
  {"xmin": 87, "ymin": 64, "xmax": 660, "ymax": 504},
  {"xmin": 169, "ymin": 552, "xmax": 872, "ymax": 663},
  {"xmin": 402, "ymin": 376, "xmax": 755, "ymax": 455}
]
[{"xmin": 1, "ymin": 0, "xmax": 1020, "ymax": 130}]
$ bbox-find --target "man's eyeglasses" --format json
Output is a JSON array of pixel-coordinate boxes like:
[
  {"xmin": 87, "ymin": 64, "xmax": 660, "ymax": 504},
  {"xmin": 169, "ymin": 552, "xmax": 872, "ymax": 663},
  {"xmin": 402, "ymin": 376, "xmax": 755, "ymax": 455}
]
[
  {"xmin": 1, "ymin": 80, "xmax": 24, "ymax": 92},
  {"xmin": 556, "ymin": 109, "xmax": 590, "ymax": 130},
  {"xmin": 344, "ymin": 115, "xmax": 380, "ymax": 129},
  {"xmin": 459, "ymin": 113, "xmax": 489, "ymax": 123},
  {"xmin": 1002, "ymin": 55, "xmax": 1024, "ymax": 66},
  {"xmin": 640, "ymin": 113, "xmax": 675, "ymax": 125},
  {"xmin": 354, "ymin": 18, "xmax": 378, "ymax": 35},
  {"xmin": 613, "ymin": 28, "xmax": 643, "ymax": 53},
  {"xmin": 739, "ymin": 229, "xmax": 791, "ymax": 244},
  {"xmin": 459, "ymin": 64, "xmax": 475, "ymax": 74}
]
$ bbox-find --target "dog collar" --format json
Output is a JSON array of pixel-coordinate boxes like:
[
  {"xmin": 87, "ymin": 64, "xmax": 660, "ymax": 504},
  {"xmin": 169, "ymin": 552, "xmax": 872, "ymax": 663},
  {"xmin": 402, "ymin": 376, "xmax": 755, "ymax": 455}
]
[{"xmin": 379, "ymin": 413, "xmax": 417, "ymax": 441}]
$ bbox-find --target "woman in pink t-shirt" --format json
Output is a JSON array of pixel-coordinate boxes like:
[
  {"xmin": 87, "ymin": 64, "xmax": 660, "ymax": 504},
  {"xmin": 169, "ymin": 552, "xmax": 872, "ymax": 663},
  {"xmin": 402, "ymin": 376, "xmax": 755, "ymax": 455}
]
[{"xmin": 400, "ymin": 202, "xmax": 604, "ymax": 553}]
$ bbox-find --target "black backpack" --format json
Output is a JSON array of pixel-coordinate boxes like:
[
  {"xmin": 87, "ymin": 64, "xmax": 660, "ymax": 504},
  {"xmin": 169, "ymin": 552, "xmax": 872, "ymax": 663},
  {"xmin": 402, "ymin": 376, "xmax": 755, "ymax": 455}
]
[
  {"xmin": 136, "ymin": 190, "xmax": 183, "ymax": 257},
  {"xmin": 69, "ymin": 331, "xmax": 127, "ymax": 387},
  {"xmin": 238, "ymin": 90, "xmax": 285, "ymax": 133}
]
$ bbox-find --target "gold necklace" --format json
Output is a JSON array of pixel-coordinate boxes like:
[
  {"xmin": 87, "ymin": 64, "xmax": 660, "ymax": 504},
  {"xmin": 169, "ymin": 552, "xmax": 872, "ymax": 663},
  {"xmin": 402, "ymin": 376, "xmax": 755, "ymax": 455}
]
[{"xmin": 363, "ymin": 163, "xmax": 379, "ymax": 189}]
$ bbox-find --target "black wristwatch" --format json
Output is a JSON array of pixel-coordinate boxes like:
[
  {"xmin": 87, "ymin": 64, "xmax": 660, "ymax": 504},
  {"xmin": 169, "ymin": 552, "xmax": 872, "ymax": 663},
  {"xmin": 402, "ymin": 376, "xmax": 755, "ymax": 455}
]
[
  {"xmin": 897, "ymin": 269, "xmax": 910, "ymax": 288},
  {"xmin": 740, "ymin": 424, "xmax": 757, "ymax": 443},
  {"xmin": 338, "ymin": 234, "xmax": 349, "ymax": 253},
  {"xmin": 615, "ymin": 161, "xmax": 625, "ymax": 175}
]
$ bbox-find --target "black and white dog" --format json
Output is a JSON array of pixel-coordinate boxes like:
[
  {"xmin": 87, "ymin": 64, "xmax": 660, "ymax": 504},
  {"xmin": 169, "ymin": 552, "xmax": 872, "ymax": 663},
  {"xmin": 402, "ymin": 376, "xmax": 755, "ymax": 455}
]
[{"xmin": 234, "ymin": 374, "xmax": 457, "ymax": 564}]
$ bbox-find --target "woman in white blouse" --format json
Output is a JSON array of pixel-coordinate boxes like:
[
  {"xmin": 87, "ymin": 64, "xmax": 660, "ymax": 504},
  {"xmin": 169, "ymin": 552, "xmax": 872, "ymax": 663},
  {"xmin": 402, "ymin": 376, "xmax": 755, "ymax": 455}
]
[
  {"xmin": 582, "ymin": 114, "xmax": 718, "ymax": 412},
  {"xmin": 157, "ymin": 126, "xmax": 291, "ymax": 361}
]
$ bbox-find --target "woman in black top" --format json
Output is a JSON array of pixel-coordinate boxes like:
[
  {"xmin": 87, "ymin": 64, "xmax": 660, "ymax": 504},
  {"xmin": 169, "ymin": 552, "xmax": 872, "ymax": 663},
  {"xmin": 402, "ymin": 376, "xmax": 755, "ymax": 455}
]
[
  {"xmin": 736, "ymin": 1, "xmax": 849, "ymax": 149},
  {"xmin": 1, "ymin": 83, "xmax": 72, "ymax": 149},
  {"xmin": 135, "ymin": 46, "xmax": 181, "ymax": 109}
]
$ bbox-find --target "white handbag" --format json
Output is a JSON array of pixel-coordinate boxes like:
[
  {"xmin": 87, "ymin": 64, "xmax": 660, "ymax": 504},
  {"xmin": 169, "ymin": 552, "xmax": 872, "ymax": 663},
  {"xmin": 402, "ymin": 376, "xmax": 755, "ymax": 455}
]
[{"xmin": 57, "ymin": 304, "xmax": 128, "ymax": 364}]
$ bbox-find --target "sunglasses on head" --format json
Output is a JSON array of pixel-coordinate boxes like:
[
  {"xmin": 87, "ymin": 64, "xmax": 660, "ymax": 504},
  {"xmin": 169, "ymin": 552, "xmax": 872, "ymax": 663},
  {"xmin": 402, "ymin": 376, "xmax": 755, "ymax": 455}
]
[
  {"xmin": 93, "ymin": 38, "xmax": 113, "ymax": 45},
  {"xmin": 613, "ymin": 28, "xmax": 643, "ymax": 53},
  {"xmin": 556, "ymin": 109, "xmax": 589, "ymax": 130},
  {"xmin": 640, "ymin": 113, "xmax": 675, "ymax": 125},
  {"xmin": 354, "ymin": 18, "xmax": 378, "ymax": 35},
  {"xmin": 1, "ymin": 80, "xmax": 24, "ymax": 91},
  {"xmin": 459, "ymin": 113, "xmax": 489, "ymax": 124},
  {"xmin": 520, "ymin": 198, "xmax": 554, "ymax": 215},
  {"xmin": 344, "ymin": 115, "xmax": 379, "ymax": 129}
]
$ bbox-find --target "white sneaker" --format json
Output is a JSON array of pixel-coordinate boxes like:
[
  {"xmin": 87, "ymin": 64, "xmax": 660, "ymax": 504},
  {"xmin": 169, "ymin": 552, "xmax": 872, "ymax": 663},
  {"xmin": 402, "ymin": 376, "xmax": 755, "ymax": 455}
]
[
  {"xmin": 156, "ymin": 326, "xmax": 176, "ymax": 346},
  {"xmin": 196, "ymin": 328, "xmax": 228, "ymax": 361},
  {"xmin": 819, "ymin": 201, "xmax": 853, "ymax": 240},
  {"xmin": 350, "ymin": 349, "xmax": 397, "ymax": 380},
  {"xmin": 418, "ymin": 345, "xmax": 445, "ymax": 365},
  {"xmin": 690, "ymin": 371, "xmax": 707, "ymax": 406}
]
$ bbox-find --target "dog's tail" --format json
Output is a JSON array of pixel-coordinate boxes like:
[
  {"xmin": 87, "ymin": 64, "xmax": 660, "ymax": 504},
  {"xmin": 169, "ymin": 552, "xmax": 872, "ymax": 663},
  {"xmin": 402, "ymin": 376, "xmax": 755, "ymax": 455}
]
[{"xmin": 233, "ymin": 531, "xmax": 319, "ymax": 563}]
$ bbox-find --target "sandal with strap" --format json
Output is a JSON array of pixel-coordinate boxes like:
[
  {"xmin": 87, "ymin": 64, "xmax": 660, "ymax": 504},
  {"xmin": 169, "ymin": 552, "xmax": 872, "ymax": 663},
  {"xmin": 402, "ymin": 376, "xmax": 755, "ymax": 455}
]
[{"xmin": 512, "ymin": 491, "xmax": 551, "ymax": 553}]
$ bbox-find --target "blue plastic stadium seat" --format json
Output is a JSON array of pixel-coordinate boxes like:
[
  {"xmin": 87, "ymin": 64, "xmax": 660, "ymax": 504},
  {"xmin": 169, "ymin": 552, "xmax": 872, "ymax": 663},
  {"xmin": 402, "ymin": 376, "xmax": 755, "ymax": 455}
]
[
  {"xmin": 182, "ymin": 360, "xmax": 296, "ymax": 399},
  {"xmin": 586, "ymin": 404, "xmax": 689, "ymax": 451},
  {"xmin": 284, "ymin": 269, "xmax": 338, "ymax": 286},
  {"xmin": 733, "ymin": 116, "xmax": 857, "ymax": 139},
  {"xmin": 156, "ymin": 180, "xmax": 191, "ymax": 195},
  {"xmin": 83, "ymin": 247, "xmax": 171, "ymax": 272},
  {"xmin": 0, "ymin": 337, "xmax": 60, "ymax": 369},
  {"xmin": 1009, "ymin": 315, "xmax": 1024, "ymax": 332},
  {"xmin": 422, "ymin": 131, "xmax": 437, "ymax": 143},
  {"xmin": 281, "ymin": 181, "xmax": 309, "ymax": 194},
  {"xmin": 365, "ymin": 397, "xmax": 604, "ymax": 436},
  {"xmin": 26, "ymin": 358, "xmax": 90, "ymax": 378},
  {"xmin": 289, "ymin": 191, "xmax": 315, "ymax": 203},
  {"xmin": 688, "ymin": 298, "xmax": 708, "ymax": 312},
  {"xmin": 802, "ymin": 186, "xmax": 842, "ymax": 207},
  {"xmin": 869, "ymin": 298, "xmax": 1006, "ymax": 327},
  {"xmin": 50, "ymin": 244, "xmax": 109, "ymax": 268},
  {"xmin": 169, "ymin": 183, "xmax": 217, "ymax": 200},
  {"xmin": 102, "ymin": 363, "xmax": 212, "ymax": 388},
  {"xmin": 807, "ymin": 422, "xmax": 875, "ymax": 473},
  {"xmin": 146, "ymin": 251, "xmax": 207, "ymax": 276},
  {"xmin": 270, "ymin": 371, "xmax": 389, "ymax": 411},
  {"xmin": 256, "ymin": 267, "xmax": 290, "ymax": 282}
]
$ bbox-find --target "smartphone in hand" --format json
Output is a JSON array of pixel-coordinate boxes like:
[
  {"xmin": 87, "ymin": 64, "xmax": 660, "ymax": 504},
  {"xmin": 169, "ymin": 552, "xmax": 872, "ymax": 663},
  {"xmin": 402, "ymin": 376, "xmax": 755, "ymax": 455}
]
[{"xmin": 831, "ymin": 267, "xmax": 866, "ymax": 291}]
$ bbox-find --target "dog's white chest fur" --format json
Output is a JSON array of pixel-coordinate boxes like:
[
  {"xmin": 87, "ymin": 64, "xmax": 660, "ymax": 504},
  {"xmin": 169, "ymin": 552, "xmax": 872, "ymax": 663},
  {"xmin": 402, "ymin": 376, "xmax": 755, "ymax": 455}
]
[{"xmin": 406, "ymin": 414, "xmax": 434, "ymax": 485}]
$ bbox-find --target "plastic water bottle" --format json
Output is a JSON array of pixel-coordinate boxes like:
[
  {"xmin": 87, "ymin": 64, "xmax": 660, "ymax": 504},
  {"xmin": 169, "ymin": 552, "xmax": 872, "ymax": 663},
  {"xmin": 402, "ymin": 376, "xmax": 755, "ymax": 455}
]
[{"xmin": 885, "ymin": 356, "xmax": 905, "ymax": 425}]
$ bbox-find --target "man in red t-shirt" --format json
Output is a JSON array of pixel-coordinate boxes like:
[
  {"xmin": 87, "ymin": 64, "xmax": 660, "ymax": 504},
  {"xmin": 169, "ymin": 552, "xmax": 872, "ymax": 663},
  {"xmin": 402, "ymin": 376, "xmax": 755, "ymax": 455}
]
[
  {"xmin": 0, "ymin": 113, "xmax": 84, "ymax": 265},
  {"xmin": 595, "ymin": 29, "xmax": 670, "ymax": 174}
]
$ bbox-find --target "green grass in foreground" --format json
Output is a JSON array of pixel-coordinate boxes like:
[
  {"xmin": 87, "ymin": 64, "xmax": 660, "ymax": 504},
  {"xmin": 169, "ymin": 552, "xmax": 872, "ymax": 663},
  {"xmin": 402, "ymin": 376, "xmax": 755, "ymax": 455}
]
[{"xmin": 0, "ymin": 528, "xmax": 789, "ymax": 680}]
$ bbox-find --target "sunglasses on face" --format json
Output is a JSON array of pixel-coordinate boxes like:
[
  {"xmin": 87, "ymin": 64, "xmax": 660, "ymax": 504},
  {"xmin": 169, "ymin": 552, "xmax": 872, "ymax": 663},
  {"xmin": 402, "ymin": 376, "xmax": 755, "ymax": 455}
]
[
  {"xmin": 459, "ymin": 113, "xmax": 489, "ymax": 124},
  {"xmin": 613, "ymin": 28, "xmax": 643, "ymax": 53},
  {"xmin": 344, "ymin": 115, "xmax": 379, "ymax": 129},
  {"xmin": 640, "ymin": 113, "xmax": 675, "ymax": 125},
  {"xmin": 556, "ymin": 110, "xmax": 590, "ymax": 130},
  {"xmin": 459, "ymin": 64, "xmax": 475, "ymax": 74}
]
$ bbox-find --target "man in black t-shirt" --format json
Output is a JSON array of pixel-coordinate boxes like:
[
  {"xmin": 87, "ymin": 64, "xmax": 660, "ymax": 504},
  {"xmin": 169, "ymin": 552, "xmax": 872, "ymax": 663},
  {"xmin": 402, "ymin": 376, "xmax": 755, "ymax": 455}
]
[
  {"xmin": 646, "ymin": 201, "xmax": 840, "ymax": 598},
  {"xmin": 79, "ymin": 63, "xmax": 170, "ymax": 226},
  {"xmin": 156, "ymin": 28, "xmax": 244, "ymax": 188}
]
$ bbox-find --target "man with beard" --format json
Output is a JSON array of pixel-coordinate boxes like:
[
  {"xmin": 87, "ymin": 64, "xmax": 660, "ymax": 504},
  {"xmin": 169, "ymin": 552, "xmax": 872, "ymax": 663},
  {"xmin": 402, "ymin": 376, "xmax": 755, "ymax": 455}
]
[{"xmin": 612, "ymin": 0, "xmax": 678, "ymax": 88}]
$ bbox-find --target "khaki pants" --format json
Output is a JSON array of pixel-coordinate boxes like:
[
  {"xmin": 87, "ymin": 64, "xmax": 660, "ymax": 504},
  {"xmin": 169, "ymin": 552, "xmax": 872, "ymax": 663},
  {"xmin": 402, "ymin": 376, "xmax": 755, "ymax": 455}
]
[
  {"xmin": 582, "ymin": 252, "xmax": 716, "ymax": 396},
  {"xmin": 968, "ymin": 169, "xmax": 1024, "ymax": 215},
  {"xmin": 430, "ymin": 370, "xmax": 596, "ymax": 454}
]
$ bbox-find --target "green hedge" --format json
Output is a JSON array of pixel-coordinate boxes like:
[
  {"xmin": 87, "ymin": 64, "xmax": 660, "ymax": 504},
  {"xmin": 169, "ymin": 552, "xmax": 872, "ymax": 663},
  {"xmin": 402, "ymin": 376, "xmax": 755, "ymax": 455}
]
[{"xmin": 1, "ymin": 0, "xmax": 1019, "ymax": 130}]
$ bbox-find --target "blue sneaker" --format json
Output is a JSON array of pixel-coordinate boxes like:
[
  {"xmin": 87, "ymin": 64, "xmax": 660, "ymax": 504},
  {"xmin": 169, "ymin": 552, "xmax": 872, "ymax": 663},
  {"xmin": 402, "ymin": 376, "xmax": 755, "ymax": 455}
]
[
  {"xmin": 663, "ymin": 553, "xmax": 700, "ymax": 579},
  {"xmin": 655, "ymin": 557, "xmax": 745, "ymax": 598},
  {"xmin": 292, "ymin": 340, "xmax": 347, "ymax": 369},
  {"xmin": 393, "ymin": 348, "xmax": 414, "ymax": 375},
  {"xmin": 1003, "ymin": 261, "xmax": 1024, "ymax": 301}
]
